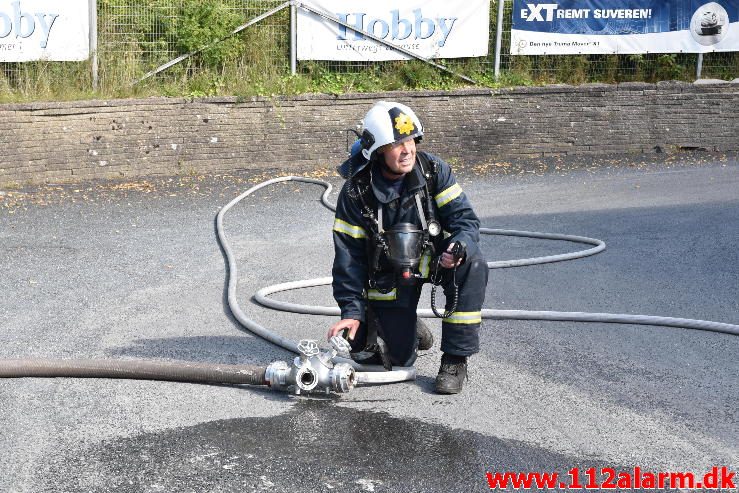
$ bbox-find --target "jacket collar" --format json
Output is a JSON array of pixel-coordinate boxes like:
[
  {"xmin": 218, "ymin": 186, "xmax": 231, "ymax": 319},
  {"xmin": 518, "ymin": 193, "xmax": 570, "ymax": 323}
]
[{"xmin": 370, "ymin": 158, "xmax": 427, "ymax": 204}]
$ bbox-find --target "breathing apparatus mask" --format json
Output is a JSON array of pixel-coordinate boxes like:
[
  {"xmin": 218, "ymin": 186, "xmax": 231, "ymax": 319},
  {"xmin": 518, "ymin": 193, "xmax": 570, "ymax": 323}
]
[
  {"xmin": 378, "ymin": 221, "xmax": 468, "ymax": 319},
  {"xmin": 381, "ymin": 222, "xmax": 428, "ymax": 285}
]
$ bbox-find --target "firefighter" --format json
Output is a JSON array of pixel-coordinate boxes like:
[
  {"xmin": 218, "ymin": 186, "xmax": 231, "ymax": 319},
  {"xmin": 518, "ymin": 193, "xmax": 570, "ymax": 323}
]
[{"xmin": 328, "ymin": 101, "xmax": 488, "ymax": 394}]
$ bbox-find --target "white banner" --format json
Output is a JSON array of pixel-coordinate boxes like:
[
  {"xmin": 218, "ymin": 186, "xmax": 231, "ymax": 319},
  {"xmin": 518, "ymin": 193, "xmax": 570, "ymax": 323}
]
[
  {"xmin": 510, "ymin": 26, "xmax": 739, "ymax": 55},
  {"xmin": 0, "ymin": 0, "xmax": 90, "ymax": 62},
  {"xmin": 297, "ymin": 0, "xmax": 490, "ymax": 61}
]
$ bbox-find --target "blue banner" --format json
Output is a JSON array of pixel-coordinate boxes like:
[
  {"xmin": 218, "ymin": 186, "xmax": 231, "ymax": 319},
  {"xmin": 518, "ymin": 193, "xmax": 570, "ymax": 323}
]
[{"xmin": 511, "ymin": 1, "xmax": 739, "ymax": 54}]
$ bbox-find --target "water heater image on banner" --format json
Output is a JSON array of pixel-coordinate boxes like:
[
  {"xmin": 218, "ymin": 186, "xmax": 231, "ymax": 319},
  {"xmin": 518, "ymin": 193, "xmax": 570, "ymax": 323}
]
[{"xmin": 691, "ymin": 2, "xmax": 729, "ymax": 45}]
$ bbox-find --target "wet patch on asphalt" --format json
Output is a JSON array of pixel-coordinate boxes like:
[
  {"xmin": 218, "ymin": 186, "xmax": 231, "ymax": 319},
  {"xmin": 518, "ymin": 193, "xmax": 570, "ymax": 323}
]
[{"xmin": 36, "ymin": 400, "xmax": 626, "ymax": 492}]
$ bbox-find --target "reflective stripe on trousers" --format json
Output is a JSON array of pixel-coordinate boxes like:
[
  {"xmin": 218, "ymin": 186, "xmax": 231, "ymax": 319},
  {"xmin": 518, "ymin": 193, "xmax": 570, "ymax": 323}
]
[{"xmin": 439, "ymin": 252, "xmax": 488, "ymax": 356}]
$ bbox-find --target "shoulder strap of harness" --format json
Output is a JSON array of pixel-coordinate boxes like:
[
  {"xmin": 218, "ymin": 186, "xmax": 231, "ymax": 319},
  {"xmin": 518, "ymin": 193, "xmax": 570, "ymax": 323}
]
[
  {"xmin": 416, "ymin": 151, "xmax": 438, "ymax": 191},
  {"xmin": 348, "ymin": 167, "xmax": 385, "ymax": 277},
  {"xmin": 416, "ymin": 152, "xmax": 441, "ymax": 254},
  {"xmin": 349, "ymin": 166, "xmax": 378, "ymax": 230}
]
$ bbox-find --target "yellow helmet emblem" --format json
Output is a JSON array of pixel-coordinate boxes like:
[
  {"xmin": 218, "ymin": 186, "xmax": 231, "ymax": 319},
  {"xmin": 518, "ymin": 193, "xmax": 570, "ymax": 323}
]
[{"xmin": 394, "ymin": 113, "xmax": 415, "ymax": 135}]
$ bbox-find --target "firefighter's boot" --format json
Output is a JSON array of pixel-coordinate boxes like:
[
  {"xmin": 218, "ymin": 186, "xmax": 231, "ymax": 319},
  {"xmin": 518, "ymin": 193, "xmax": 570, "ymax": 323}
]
[{"xmin": 434, "ymin": 353, "xmax": 467, "ymax": 394}]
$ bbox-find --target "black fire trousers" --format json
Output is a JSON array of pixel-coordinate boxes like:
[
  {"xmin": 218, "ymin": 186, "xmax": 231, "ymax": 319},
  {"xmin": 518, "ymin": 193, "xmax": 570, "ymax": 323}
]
[{"xmin": 349, "ymin": 251, "xmax": 488, "ymax": 367}]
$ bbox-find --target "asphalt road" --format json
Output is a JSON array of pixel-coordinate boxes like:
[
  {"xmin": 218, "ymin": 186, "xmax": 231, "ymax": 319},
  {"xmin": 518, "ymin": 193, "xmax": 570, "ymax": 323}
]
[{"xmin": 1, "ymin": 155, "xmax": 737, "ymax": 492}]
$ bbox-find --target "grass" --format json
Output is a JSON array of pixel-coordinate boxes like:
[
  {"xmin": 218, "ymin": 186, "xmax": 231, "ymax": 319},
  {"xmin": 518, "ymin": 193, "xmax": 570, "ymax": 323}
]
[{"xmin": 3, "ymin": 50, "xmax": 737, "ymax": 104}]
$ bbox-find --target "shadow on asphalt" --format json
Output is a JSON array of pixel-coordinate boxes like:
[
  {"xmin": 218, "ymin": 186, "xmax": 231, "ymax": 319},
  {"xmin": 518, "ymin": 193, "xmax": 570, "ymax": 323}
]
[{"xmin": 107, "ymin": 335, "xmax": 288, "ymax": 366}]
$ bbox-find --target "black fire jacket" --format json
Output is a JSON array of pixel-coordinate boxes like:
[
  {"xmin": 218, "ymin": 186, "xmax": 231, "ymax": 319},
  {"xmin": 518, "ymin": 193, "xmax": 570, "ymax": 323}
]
[{"xmin": 332, "ymin": 151, "xmax": 481, "ymax": 323}]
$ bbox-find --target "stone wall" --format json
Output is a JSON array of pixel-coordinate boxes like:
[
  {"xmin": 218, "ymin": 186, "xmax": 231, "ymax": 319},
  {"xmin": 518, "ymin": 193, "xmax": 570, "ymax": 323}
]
[{"xmin": 1, "ymin": 81, "xmax": 737, "ymax": 185}]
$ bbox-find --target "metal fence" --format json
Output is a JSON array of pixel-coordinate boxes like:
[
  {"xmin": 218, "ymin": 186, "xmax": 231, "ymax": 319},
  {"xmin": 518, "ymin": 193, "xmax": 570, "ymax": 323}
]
[
  {"xmin": 98, "ymin": 0, "xmax": 290, "ymax": 89},
  {"xmin": 0, "ymin": 0, "xmax": 737, "ymax": 100}
]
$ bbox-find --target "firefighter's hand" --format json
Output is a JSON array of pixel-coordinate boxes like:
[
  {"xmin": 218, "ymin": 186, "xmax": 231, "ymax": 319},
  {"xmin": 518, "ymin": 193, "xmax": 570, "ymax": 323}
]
[
  {"xmin": 328, "ymin": 318, "xmax": 360, "ymax": 341},
  {"xmin": 440, "ymin": 243, "xmax": 464, "ymax": 269}
]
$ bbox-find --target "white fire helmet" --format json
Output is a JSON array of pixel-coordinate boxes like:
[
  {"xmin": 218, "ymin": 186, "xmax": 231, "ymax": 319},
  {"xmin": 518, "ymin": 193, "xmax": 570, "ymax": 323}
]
[{"xmin": 360, "ymin": 101, "xmax": 424, "ymax": 160}]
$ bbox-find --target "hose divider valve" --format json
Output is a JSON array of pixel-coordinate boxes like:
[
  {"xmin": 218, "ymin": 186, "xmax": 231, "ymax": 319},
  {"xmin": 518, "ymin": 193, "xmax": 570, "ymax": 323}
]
[{"xmin": 265, "ymin": 339, "xmax": 357, "ymax": 394}]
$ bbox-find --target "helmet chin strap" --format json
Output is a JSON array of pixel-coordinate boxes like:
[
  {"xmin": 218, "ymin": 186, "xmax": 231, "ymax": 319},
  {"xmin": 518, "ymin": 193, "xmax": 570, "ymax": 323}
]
[{"xmin": 380, "ymin": 161, "xmax": 406, "ymax": 179}]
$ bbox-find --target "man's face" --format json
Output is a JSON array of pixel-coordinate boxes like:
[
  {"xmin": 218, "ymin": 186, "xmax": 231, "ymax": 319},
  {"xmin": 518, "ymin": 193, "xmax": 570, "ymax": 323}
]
[{"xmin": 380, "ymin": 137, "xmax": 416, "ymax": 176}]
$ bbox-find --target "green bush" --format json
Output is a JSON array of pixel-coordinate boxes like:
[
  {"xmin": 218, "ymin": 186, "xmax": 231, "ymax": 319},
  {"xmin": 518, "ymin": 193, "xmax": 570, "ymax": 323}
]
[{"xmin": 166, "ymin": 1, "xmax": 244, "ymax": 68}]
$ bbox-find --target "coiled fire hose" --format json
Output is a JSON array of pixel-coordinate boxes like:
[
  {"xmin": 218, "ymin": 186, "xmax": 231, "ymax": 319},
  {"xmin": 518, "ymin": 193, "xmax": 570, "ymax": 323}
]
[
  {"xmin": 247, "ymin": 178, "xmax": 739, "ymax": 342},
  {"xmin": 1, "ymin": 176, "xmax": 737, "ymax": 390},
  {"xmin": 226, "ymin": 177, "xmax": 739, "ymax": 387}
]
